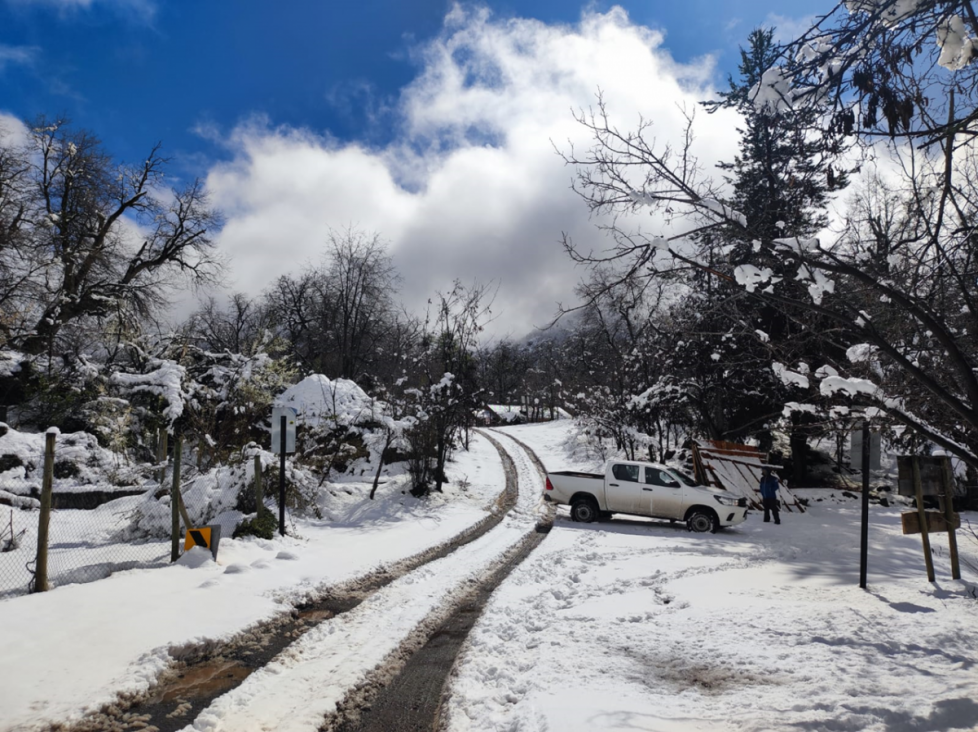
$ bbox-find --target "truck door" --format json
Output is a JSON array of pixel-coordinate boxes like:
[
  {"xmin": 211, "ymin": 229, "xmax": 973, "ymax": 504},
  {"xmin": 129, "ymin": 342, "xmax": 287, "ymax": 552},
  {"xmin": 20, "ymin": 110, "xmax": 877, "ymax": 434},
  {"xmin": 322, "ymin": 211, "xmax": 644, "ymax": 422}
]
[
  {"xmin": 606, "ymin": 463, "xmax": 642, "ymax": 513},
  {"xmin": 642, "ymin": 467, "xmax": 684, "ymax": 519}
]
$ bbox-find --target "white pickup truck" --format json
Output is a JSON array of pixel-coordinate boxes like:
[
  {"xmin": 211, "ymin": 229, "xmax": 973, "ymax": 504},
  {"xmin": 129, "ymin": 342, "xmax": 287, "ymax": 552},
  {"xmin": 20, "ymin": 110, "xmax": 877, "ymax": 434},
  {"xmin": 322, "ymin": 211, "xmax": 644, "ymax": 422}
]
[{"xmin": 544, "ymin": 460, "xmax": 748, "ymax": 533}]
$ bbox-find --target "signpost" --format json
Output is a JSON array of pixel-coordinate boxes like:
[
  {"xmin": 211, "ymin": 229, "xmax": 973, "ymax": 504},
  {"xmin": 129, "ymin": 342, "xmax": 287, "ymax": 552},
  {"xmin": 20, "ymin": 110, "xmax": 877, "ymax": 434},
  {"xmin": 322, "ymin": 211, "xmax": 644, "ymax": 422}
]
[
  {"xmin": 271, "ymin": 406, "xmax": 298, "ymax": 536},
  {"xmin": 898, "ymin": 455, "xmax": 961, "ymax": 580},
  {"xmin": 859, "ymin": 421, "xmax": 870, "ymax": 590},
  {"xmin": 184, "ymin": 524, "xmax": 222, "ymax": 560}
]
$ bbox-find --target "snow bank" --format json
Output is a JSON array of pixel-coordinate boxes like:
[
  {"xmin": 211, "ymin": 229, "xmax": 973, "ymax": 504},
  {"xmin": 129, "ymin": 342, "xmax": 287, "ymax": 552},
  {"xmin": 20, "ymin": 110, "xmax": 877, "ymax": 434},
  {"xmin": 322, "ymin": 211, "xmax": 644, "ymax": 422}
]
[
  {"xmin": 276, "ymin": 374, "xmax": 377, "ymax": 428},
  {"xmin": 0, "ymin": 423, "xmax": 141, "ymax": 496}
]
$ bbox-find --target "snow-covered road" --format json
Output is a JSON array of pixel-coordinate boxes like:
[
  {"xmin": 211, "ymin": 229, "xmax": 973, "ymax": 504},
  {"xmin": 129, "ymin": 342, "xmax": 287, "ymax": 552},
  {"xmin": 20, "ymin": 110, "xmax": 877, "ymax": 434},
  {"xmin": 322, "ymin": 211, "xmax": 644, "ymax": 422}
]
[
  {"xmin": 3, "ymin": 420, "xmax": 976, "ymax": 732},
  {"xmin": 440, "ymin": 422, "xmax": 978, "ymax": 732},
  {"xmin": 185, "ymin": 429, "xmax": 547, "ymax": 731},
  {"xmin": 0, "ymin": 432, "xmax": 516, "ymax": 731}
]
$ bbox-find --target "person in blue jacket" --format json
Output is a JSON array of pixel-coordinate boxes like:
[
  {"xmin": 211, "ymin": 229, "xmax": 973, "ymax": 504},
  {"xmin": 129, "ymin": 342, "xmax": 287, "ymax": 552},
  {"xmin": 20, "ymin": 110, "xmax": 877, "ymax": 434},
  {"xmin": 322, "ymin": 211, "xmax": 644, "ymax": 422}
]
[{"xmin": 759, "ymin": 467, "xmax": 781, "ymax": 524}]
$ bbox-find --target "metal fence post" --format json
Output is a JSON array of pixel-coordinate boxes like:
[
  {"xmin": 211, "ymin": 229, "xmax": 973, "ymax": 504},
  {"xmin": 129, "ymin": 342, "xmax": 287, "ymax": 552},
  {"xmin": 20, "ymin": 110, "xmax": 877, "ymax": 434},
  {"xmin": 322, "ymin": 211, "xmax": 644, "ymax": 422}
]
[
  {"xmin": 170, "ymin": 436, "xmax": 183, "ymax": 562},
  {"xmin": 859, "ymin": 421, "xmax": 870, "ymax": 589},
  {"xmin": 33, "ymin": 430, "xmax": 56, "ymax": 592},
  {"xmin": 279, "ymin": 415, "xmax": 286, "ymax": 536}
]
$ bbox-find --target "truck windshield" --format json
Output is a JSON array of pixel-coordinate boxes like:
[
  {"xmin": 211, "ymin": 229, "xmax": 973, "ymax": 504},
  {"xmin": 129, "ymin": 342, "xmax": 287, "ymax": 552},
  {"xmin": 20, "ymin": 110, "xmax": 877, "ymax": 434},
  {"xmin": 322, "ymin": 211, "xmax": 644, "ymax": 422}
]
[{"xmin": 669, "ymin": 469, "xmax": 699, "ymax": 487}]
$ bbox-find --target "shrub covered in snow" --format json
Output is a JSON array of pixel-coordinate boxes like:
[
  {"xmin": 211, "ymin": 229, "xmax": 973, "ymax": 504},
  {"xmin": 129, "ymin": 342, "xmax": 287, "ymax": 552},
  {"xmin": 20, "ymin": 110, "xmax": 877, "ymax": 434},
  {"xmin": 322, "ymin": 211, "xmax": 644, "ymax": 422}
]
[{"xmin": 0, "ymin": 422, "xmax": 142, "ymax": 498}]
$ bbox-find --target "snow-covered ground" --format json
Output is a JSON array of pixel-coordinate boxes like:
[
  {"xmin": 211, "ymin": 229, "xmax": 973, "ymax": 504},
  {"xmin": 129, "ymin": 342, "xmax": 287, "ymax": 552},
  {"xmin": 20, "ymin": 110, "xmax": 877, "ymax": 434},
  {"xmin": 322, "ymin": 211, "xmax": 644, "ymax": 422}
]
[
  {"xmin": 442, "ymin": 421, "xmax": 978, "ymax": 732},
  {"xmin": 2, "ymin": 419, "xmax": 977, "ymax": 732},
  {"xmin": 186, "ymin": 429, "xmax": 545, "ymax": 732},
  {"xmin": 0, "ymin": 431, "xmax": 508, "ymax": 732}
]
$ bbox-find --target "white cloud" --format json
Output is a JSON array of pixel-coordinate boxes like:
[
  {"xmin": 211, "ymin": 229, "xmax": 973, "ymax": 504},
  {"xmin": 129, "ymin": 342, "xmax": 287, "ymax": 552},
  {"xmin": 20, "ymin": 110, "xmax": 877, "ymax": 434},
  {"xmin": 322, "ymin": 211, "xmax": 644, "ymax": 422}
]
[
  {"xmin": 6, "ymin": 0, "xmax": 156, "ymax": 22},
  {"xmin": 764, "ymin": 13, "xmax": 818, "ymax": 44},
  {"xmin": 205, "ymin": 5, "xmax": 742, "ymax": 340},
  {"xmin": 0, "ymin": 111, "xmax": 30, "ymax": 147},
  {"xmin": 0, "ymin": 44, "xmax": 36, "ymax": 72}
]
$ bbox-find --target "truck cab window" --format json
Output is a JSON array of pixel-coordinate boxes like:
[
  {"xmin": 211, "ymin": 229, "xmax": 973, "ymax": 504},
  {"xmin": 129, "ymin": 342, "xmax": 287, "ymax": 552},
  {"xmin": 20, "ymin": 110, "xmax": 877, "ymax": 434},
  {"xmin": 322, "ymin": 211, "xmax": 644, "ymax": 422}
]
[
  {"xmin": 612, "ymin": 464, "xmax": 639, "ymax": 482},
  {"xmin": 644, "ymin": 468, "xmax": 680, "ymax": 488}
]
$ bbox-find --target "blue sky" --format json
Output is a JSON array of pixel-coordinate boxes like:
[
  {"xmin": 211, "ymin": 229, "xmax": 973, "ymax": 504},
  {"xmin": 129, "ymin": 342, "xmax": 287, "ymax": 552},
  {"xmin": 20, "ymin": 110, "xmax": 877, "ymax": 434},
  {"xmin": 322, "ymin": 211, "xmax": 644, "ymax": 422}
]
[
  {"xmin": 0, "ymin": 0, "xmax": 824, "ymax": 173},
  {"xmin": 0, "ymin": 0, "xmax": 828, "ymax": 336}
]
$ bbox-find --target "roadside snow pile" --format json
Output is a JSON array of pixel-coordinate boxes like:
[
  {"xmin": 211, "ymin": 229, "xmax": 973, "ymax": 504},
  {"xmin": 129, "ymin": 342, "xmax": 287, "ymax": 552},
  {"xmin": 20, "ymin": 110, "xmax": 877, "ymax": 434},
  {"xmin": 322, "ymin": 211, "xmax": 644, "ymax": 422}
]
[
  {"xmin": 0, "ymin": 422, "xmax": 141, "ymax": 497},
  {"xmin": 122, "ymin": 448, "xmax": 322, "ymax": 539},
  {"xmin": 276, "ymin": 375, "xmax": 377, "ymax": 428}
]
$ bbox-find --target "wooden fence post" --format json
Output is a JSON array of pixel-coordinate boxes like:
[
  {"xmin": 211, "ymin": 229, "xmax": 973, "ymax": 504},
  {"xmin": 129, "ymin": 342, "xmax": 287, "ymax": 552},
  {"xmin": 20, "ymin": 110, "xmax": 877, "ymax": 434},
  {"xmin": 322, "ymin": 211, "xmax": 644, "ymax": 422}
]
[
  {"xmin": 33, "ymin": 431, "xmax": 56, "ymax": 592},
  {"xmin": 911, "ymin": 457, "xmax": 936, "ymax": 582},
  {"xmin": 941, "ymin": 457, "xmax": 961, "ymax": 580},
  {"xmin": 254, "ymin": 454, "xmax": 263, "ymax": 513},
  {"xmin": 170, "ymin": 436, "xmax": 183, "ymax": 562}
]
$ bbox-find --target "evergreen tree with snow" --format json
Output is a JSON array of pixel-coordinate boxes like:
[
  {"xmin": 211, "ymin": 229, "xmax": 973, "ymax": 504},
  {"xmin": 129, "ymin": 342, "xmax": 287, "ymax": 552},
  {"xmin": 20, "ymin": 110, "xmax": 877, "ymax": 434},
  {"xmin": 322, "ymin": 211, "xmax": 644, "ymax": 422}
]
[{"xmin": 708, "ymin": 27, "xmax": 844, "ymax": 253}]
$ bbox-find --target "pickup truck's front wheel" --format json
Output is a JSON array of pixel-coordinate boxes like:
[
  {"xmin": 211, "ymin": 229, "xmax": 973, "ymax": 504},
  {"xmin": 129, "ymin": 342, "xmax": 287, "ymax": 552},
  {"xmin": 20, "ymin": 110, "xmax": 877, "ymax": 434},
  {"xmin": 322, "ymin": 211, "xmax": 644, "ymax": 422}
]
[
  {"xmin": 570, "ymin": 497, "xmax": 599, "ymax": 523},
  {"xmin": 686, "ymin": 508, "xmax": 718, "ymax": 534}
]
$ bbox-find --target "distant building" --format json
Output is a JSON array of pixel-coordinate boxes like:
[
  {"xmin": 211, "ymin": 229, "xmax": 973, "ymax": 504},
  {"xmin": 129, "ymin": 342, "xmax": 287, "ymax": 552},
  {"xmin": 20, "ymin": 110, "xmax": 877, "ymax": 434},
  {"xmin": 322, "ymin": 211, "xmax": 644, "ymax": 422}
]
[{"xmin": 478, "ymin": 404, "xmax": 572, "ymax": 426}]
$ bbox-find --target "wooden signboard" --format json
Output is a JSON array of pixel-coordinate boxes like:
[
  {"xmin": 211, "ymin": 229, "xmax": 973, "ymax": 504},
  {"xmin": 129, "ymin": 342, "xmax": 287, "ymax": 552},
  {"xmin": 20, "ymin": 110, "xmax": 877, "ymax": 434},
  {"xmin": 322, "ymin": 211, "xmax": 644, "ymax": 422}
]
[
  {"xmin": 896, "ymin": 456, "xmax": 950, "ymax": 497},
  {"xmin": 900, "ymin": 455, "xmax": 961, "ymax": 581},
  {"xmin": 901, "ymin": 510, "xmax": 960, "ymax": 535}
]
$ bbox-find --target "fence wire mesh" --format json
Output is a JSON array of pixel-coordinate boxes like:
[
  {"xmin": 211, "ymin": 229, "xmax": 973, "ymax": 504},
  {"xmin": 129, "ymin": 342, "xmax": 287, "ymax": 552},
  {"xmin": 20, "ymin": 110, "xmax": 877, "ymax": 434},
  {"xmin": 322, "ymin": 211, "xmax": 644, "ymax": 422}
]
[{"xmin": 1, "ymin": 440, "xmax": 253, "ymax": 601}]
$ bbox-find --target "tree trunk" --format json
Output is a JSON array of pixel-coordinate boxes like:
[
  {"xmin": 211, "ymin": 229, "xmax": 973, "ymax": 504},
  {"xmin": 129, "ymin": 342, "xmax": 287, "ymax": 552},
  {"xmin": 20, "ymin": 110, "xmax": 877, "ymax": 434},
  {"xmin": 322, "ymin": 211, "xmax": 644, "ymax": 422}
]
[
  {"xmin": 790, "ymin": 419, "xmax": 808, "ymax": 486},
  {"xmin": 370, "ymin": 432, "xmax": 394, "ymax": 500}
]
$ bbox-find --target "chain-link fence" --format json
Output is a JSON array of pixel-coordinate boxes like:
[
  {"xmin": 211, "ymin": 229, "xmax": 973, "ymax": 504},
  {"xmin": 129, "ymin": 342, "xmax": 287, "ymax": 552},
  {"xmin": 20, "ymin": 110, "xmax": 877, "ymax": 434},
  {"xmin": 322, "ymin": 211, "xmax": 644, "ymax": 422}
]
[{"xmin": 1, "ymin": 433, "xmax": 258, "ymax": 600}]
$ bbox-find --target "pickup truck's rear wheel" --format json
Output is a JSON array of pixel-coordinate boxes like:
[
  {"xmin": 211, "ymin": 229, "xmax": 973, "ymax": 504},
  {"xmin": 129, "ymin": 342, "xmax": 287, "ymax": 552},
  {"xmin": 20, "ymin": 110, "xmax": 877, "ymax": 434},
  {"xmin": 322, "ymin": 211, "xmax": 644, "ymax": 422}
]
[
  {"xmin": 570, "ymin": 497, "xmax": 599, "ymax": 523},
  {"xmin": 686, "ymin": 509, "xmax": 718, "ymax": 534}
]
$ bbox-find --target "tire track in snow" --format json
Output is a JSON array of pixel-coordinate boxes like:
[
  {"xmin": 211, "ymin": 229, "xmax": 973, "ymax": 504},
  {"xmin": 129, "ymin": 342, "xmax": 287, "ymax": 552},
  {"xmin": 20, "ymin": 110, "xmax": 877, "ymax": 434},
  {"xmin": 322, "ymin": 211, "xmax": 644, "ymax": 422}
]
[
  {"xmin": 326, "ymin": 431, "xmax": 552, "ymax": 731},
  {"xmin": 484, "ymin": 428, "xmax": 550, "ymax": 486},
  {"xmin": 168, "ymin": 431, "xmax": 550, "ymax": 732},
  {"xmin": 60, "ymin": 432, "xmax": 520, "ymax": 732}
]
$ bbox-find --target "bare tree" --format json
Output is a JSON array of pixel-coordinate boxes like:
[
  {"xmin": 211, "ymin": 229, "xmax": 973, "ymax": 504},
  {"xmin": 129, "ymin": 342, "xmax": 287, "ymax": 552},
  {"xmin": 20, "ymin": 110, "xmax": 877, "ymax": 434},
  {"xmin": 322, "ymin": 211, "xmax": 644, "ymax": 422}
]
[
  {"xmin": 0, "ymin": 118, "xmax": 221, "ymax": 358},
  {"xmin": 186, "ymin": 293, "xmax": 273, "ymax": 356},
  {"xmin": 405, "ymin": 281, "xmax": 494, "ymax": 495},
  {"xmin": 264, "ymin": 228, "xmax": 400, "ymax": 381}
]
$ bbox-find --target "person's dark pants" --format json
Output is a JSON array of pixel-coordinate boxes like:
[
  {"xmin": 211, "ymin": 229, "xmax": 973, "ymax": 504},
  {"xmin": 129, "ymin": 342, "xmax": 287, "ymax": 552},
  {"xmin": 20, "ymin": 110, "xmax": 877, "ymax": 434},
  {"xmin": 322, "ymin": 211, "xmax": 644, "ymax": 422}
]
[{"xmin": 763, "ymin": 497, "xmax": 780, "ymax": 524}]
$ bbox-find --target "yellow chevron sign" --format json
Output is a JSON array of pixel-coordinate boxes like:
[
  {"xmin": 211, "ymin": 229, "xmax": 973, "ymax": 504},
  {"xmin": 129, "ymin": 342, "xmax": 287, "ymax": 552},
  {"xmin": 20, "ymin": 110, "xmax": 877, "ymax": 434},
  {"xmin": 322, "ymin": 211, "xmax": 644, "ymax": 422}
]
[{"xmin": 184, "ymin": 524, "xmax": 222, "ymax": 559}]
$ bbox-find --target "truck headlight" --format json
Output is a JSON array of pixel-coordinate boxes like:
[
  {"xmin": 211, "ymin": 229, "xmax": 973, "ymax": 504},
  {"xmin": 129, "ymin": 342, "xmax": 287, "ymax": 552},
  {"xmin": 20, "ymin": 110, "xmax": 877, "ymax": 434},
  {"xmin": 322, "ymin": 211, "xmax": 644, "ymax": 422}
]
[{"xmin": 713, "ymin": 494, "xmax": 739, "ymax": 506}]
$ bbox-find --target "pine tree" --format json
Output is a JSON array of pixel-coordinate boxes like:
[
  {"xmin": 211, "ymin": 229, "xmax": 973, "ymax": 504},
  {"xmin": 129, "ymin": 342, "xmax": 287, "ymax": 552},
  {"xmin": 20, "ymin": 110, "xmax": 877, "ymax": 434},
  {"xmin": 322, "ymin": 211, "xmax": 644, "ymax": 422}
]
[
  {"xmin": 695, "ymin": 28, "xmax": 849, "ymax": 480},
  {"xmin": 708, "ymin": 28, "xmax": 843, "ymax": 253}
]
